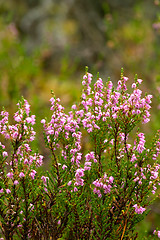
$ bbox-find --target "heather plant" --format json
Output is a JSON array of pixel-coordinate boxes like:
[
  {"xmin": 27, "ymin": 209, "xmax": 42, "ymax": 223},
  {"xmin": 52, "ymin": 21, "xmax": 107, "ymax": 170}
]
[
  {"xmin": 0, "ymin": 99, "xmax": 44, "ymax": 239},
  {"xmin": 1, "ymin": 69, "xmax": 160, "ymax": 239}
]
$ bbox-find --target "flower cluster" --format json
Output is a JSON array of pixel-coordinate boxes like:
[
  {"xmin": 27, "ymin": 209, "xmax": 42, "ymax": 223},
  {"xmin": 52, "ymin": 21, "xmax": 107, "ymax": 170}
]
[
  {"xmin": 0, "ymin": 98, "xmax": 44, "ymax": 240},
  {"xmin": 153, "ymin": 230, "xmax": 160, "ymax": 238},
  {"xmin": 0, "ymin": 99, "xmax": 43, "ymax": 186},
  {"xmin": 41, "ymin": 96, "xmax": 82, "ymax": 166},
  {"xmin": 93, "ymin": 174, "xmax": 114, "ymax": 198},
  {"xmin": 78, "ymin": 72, "xmax": 153, "ymax": 140},
  {"xmin": 0, "ymin": 99, "xmax": 36, "ymax": 142},
  {"xmin": 133, "ymin": 204, "xmax": 146, "ymax": 214}
]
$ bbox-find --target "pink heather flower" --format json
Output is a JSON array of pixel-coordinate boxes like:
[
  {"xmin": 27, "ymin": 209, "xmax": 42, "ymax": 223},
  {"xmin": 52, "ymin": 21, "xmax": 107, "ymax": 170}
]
[
  {"xmin": 142, "ymin": 117, "xmax": 150, "ymax": 124},
  {"xmin": 137, "ymin": 133, "xmax": 145, "ymax": 153},
  {"xmin": 41, "ymin": 119, "xmax": 46, "ymax": 124},
  {"xmin": 153, "ymin": 230, "xmax": 160, "ymax": 238},
  {"xmin": 7, "ymin": 172, "xmax": 13, "ymax": 179},
  {"xmin": 133, "ymin": 204, "xmax": 146, "ymax": 214},
  {"xmin": 117, "ymin": 80, "xmax": 122, "ymax": 86},
  {"xmin": 57, "ymin": 220, "xmax": 61, "ymax": 225},
  {"xmin": 26, "ymin": 115, "xmax": 35, "ymax": 125},
  {"xmin": 85, "ymin": 152, "xmax": 95, "ymax": 161},
  {"xmin": 14, "ymin": 115, "xmax": 22, "ymax": 122},
  {"xmin": 83, "ymin": 74, "xmax": 87, "ymax": 80},
  {"xmin": 84, "ymin": 161, "xmax": 92, "ymax": 170},
  {"xmin": 50, "ymin": 97, "xmax": 55, "ymax": 104},
  {"xmin": 123, "ymin": 76, "xmax": 128, "ymax": 82},
  {"xmin": 68, "ymin": 181, "xmax": 72, "ymax": 186},
  {"xmin": 0, "ymin": 142, "xmax": 5, "ymax": 149},
  {"xmin": 75, "ymin": 168, "xmax": 84, "ymax": 178},
  {"xmin": 19, "ymin": 172, "xmax": 25, "ymax": 178},
  {"xmin": 131, "ymin": 154, "xmax": 137, "ymax": 163},
  {"xmin": 36, "ymin": 155, "xmax": 43, "ymax": 166},
  {"xmin": 145, "ymin": 94, "xmax": 152, "ymax": 103},
  {"xmin": 82, "ymin": 80, "xmax": 86, "ymax": 85},
  {"xmin": 6, "ymin": 189, "xmax": 11, "ymax": 194},
  {"xmin": 24, "ymin": 159, "xmax": 28, "ymax": 164},
  {"xmin": 75, "ymin": 178, "xmax": 84, "ymax": 186},
  {"xmin": 132, "ymin": 83, "xmax": 136, "ymax": 88},
  {"xmin": 44, "ymin": 187, "xmax": 48, "ymax": 192},
  {"xmin": 112, "ymin": 113, "xmax": 117, "ymax": 119},
  {"xmin": 137, "ymin": 78, "xmax": 143, "ymax": 84},
  {"xmin": 0, "ymin": 188, "xmax": 4, "ymax": 193},
  {"xmin": 12, "ymin": 131, "xmax": 18, "ymax": 139},
  {"xmin": 62, "ymin": 164, "xmax": 67, "ymax": 170},
  {"xmin": 82, "ymin": 93, "xmax": 86, "ymax": 99},
  {"xmin": 72, "ymin": 104, "xmax": 77, "ymax": 110},
  {"xmin": 24, "ymin": 100, "xmax": 30, "ymax": 115},
  {"xmin": 74, "ymin": 187, "xmax": 78, "ymax": 192},
  {"xmin": 109, "ymin": 176, "xmax": 114, "ymax": 184},
  {"xmin": 150, "ymin": 171, "xmax": 158, "ymax": 180},
  {"xmin": 29, "ymin": 203, "xmax": 34, "ymax": 211},
  {"xmin": 2, "ymin": 151, "xmax": 8, "ymax": 157},
  {"xmin": 14, "ymin": 180, "xmax": 19, "ymax": 185},
  {"xmin": 41, "ymin": 176, "xmax": 49, "ymax": 184},
  {"xmin": 30, "ymin": 170, "xmax": 37, "ymax": 179}
]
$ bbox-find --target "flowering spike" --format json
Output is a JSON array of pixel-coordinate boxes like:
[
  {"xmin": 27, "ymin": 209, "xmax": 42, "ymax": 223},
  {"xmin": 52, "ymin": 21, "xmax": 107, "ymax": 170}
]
[
  {"xmin": 121, "ymin": 67, "xmax": 124, "ymax": 79},
  {"xmin": 107, "ymin": 76, "xmax": 110, "ymax": 82},
  {"xmin": 134, "ymin": 74, "xmax": 138, "ymax": 82},
  {"xmin": 85, "ymin": 66, "xmax": 88, "ymax": 74},
  {"xmin": 97, "ymin": 72, "xmax": 99, "ymax": 79},
  {"xmin": 51, "ymin": 90, "xmax": 54, "ymax": 95}
]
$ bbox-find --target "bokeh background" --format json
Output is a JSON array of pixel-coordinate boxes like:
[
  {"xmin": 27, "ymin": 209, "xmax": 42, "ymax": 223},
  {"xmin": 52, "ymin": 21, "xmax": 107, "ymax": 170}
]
[{"xmin": 1, "ymin": 0, "xmax": 160, "ymax": 238}]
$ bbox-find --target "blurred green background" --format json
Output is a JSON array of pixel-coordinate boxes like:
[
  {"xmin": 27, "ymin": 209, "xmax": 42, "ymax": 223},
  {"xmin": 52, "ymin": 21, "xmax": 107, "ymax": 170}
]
[{"xmin": 1, "ymin": 0, "xmax": 160, "ymax": 238}]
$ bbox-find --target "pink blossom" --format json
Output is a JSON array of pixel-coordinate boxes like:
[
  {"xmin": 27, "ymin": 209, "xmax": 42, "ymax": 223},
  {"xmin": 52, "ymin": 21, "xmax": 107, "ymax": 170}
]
[
  {"xmin": 109, "ymin": 176, "xmax": 114, "ymax": 184},
  {"xmin": 84, "ymin": 161, "xmax": 92, "ymax": 170},
  {"xmin": 72, "ymin": 104, "xmax": 77, "ymax": 110},
  {"xmin": 14, "ymin": 115, "xmax": 22, "ymax": 122},
  {"xmin": 75, "ymin": 168, "xmax": 84, "ymax": 178},
  {"xmin": 30, "ymin": 170, "xmax": 37, "ymax": 179},
  {"xmin": 7, "ymin": 172, "xmax": 13, "ymax": 179},
  {"xmin": 24, "ymin": 100, "xmax": 30, "ymax": 115},
  {"xmin": 2, "ymin": 151, "xmax": 8, "ymax": 157},
  {"xmin": 153, "ymin": 230, "xmax": 160, "ymax": 238},
  {"xmin": 41, "ymin": 176, "xmax": 49, "ymax": 184},
  {"xmin": 133, "ymin": 204, "xmax": 146, "ymax": 214},
  {"xmin": 0, "ymin": 188, "xmax": 4, "ymax": 193},
  {"xmin": 41, "ymin": 119, "xmax": 46, "ymax": 124},
  {"xmin": 150, "ymin": 171, "xmax": 158, "ymax": 180},
  {"xmin": 132, "ymin": 83, "xmax": 136, "ymax": 88},
  {"xmin": 137, "ymin": 78, "xmax": 143, "ymax": 84},
  {"xmin": 6, "ymin": 189, "xmax": 11, "ymax": 194},
  {"xmin": 68, "ymin": 181, "xmax": 72, "ymax": 186},
  {"xmin": 62, "ymin": 164, "xmax": 67, "ymax": 170},
  {"xmin": 26, "ymin": 115, "xmax": 35, "ymax": 125},
  {"xmin": 57, "ymin": 220, "xmax": 61, "ymax": 225},
  {"xmin": 14, "ymin": 180, "xmax": 19, "ymax": 185},
  {"xmin": 19, "ymin": 172, "xmax": 25, "ymax": 178},
  {"xmin": 74, "ymin": 187, "xmax": 78, "ymax": 192}
]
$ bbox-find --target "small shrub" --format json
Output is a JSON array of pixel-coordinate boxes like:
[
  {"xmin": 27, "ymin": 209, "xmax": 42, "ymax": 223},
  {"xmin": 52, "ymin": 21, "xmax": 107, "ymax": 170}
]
[{"xmin": 0, "ymin": 69, "xmax": 160, "ymax": 239}]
